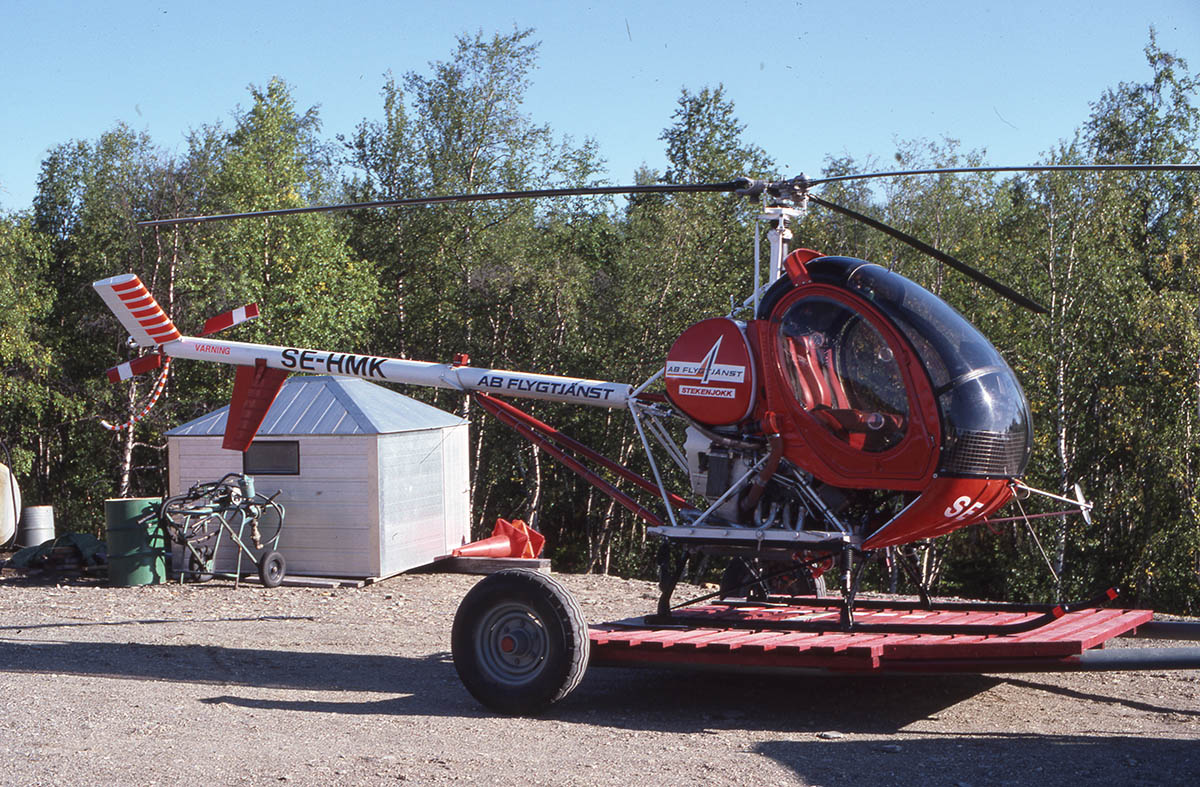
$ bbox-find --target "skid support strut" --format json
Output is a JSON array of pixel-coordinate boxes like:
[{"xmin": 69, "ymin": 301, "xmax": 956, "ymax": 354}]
[
  {"xmin": 655, "ymin": 542, "xmax": 691, "ymax": 618},
  {"xmin": 839, "ymin": 548, "xmax": 869, "ymax": 631}
]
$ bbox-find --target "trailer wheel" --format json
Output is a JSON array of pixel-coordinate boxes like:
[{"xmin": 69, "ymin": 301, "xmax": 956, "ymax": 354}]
[
  {"xmin": 452, "ymin": 569, "xmax": 589, "ymax": 715},
  {"xmin": 257, "ymin": 550, "xmax": 286, "ymax": 588}
]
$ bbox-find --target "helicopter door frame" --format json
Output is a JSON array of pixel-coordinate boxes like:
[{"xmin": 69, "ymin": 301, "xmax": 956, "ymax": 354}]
[{"xmin": 758, "ymin": 283, "xmax": 940, "ymax": 490}]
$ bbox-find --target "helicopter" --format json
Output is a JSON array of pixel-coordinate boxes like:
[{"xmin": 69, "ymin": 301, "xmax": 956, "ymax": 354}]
[{"xmin": 94, "ymin": 162, "xmax": 1199, "ymax": 710}]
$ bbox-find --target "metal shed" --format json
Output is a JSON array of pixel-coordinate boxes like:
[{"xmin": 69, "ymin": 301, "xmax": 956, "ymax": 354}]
[{"xmin": 165, "ymin": 375, "xmax": 470, "ymax": 579}]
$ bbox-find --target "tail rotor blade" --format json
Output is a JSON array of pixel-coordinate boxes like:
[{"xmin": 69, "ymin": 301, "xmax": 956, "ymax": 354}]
[{"xmin": 92, "ymin": 274, "xmax": 184, "ymax": 346}]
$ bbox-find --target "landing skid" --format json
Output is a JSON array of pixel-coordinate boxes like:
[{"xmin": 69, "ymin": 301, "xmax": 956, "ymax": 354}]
[{"xmin": 650, "ymin": 537, "xmax": 1124, "ymax": 636}]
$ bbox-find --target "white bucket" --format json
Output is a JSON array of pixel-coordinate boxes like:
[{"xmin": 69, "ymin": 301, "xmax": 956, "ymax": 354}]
[{"xmin": 17, "ymin": 505, "xmax": 55, "ymax": 549}]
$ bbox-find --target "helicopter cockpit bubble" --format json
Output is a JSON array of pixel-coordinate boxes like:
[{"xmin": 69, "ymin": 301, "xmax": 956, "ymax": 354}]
[{"xmin": 806, "ymin": 257, "xmax": 1033, "ymax": 479}]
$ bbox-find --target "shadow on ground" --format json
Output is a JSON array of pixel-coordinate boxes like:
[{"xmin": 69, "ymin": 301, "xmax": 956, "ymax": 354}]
[
  {"xmin": 0, "ymin": 638, "xmax": 447, "ymax": 692},
  {"xmin": 755, "ymin": 734, "xmax": 1200, "ymax": 786},
  {"xmin": 2, "ymin": 636, "xmax": 1193, "ymax": 735}
]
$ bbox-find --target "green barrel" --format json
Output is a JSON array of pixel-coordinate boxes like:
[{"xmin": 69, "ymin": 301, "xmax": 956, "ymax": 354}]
[{"xmin": 105, "ymin": 498, "xmax": 167, "ymax": 586}]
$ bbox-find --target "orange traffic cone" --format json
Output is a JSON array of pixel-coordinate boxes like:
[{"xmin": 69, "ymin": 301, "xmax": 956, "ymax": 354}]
[{"xmin": 451, "ymin": 518, "xmax": 545, "ymax": 559}]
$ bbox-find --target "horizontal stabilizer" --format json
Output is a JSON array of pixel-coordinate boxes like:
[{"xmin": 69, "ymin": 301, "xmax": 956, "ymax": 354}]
[
  {"xmin": 92, "ymin": 274, "xmax": 182, "ymax": 347},
  {"xmin": 105, "ymin": 353, "xmax": 164, "ymax": 383},
  {"xmin": 200, "ymin": 304, "xmax": 260, "ymax": 337},
  {"xmin": 224, "ymin": 361, "xmax": 290, "ymax": 452}
]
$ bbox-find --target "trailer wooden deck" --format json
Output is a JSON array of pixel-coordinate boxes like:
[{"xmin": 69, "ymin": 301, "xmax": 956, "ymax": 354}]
[{"xmin": 589, "ymin": 600, "xmax": 1157, "ymax": 673}]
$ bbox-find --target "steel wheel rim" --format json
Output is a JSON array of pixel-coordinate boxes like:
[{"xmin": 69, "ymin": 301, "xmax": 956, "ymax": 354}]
[{"xmin": 475, "ymin": 602, "xmax": 550, "ymax": 685}]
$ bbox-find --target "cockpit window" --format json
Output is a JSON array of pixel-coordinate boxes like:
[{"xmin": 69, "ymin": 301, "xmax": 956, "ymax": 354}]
[
  {"xmin": 809, "ymin": 258, "xmax": 1033, "ymax": 477},
  {"xmin": 777, "ymin": 297, "xmax": 908, "ymax": 452}
]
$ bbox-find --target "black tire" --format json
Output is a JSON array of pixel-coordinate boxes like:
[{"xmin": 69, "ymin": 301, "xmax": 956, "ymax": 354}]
[
  {"xmin": 451, "ymin": 569, "xmax": 589, "ymax": 716},
  {"xmin": 187, "ymin": 551, "xmax": 214, "ymax": 583},
  {"xmin": 257, "ymin": 550, "xmax": 286, "ymax": 588}
]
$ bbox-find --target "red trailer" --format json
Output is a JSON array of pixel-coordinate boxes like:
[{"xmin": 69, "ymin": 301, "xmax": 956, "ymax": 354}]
[{"xmin": 451, "ymin": 569, "xmax": 1200, "ymax": 715}]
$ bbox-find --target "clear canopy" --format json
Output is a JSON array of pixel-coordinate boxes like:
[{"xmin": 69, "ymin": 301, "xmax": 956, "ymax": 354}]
[{"xmin": 780, "ymin": 258, "xmax": 1032, "ymax": 477}]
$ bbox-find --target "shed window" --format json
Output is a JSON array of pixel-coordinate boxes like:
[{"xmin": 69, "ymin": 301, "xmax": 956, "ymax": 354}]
[{"xmin": 243, "ymin": 440, "xmax": 300, "ymax": 475}]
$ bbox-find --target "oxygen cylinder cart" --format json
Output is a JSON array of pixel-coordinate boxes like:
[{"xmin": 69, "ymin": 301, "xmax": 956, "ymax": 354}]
[{"xmin": 159, "ymin": 473, "xmax": 286, "ymax": 587}]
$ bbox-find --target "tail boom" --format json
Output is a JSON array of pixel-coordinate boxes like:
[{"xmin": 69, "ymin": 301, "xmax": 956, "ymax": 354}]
[
  {"xmin": 162, "ymin": 336, "xmax": 631, "ymax": 408},
  {"xmin": 94, "ymin": 272, "xmax": 631, "ymax": 456}
]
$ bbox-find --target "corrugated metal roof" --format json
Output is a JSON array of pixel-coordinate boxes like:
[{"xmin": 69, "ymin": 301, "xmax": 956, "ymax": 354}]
[{"xmin": 166, "ymin": 375, "xmax": 465, "ymax": 437}]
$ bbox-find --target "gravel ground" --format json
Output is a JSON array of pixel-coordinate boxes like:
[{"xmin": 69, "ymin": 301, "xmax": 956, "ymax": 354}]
[{"xmin": 0, "ymin": 566, "xmax": 1197, "ymax": 786}]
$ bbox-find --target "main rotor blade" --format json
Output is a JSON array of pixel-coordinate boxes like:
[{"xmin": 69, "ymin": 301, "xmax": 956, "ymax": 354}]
[
  {"xmin": 136, "ymin": 179, "xmax": 751, "ymax": 227},
  {"xmin": 807, "ymin": 194, "xmax": 1049, "ymax": 314},
  {"xmin": 805, "ymin": 163, "xmax": 1200, "ymax": 187}
]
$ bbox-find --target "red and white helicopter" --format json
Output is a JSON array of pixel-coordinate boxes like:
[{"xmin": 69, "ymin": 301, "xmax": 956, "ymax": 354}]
[{"xmin": 96, "ymin": 164, "xmax": 1198, "ymax": 713}]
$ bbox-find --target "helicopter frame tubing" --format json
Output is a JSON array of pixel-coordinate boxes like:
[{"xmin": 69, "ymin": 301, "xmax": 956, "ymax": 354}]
[{"xmin": 472, "ymin": 388, "xmax": 869, "ymax": 623}]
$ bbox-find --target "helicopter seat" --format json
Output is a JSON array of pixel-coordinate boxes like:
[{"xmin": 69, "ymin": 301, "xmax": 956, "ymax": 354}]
[
  {"xmin": 783, "ymin": 333, "xmax": 906, "ymax": 452},
  {"xmin": 785, "ymin": 334, "xmax": 869, "ymax": 449}
]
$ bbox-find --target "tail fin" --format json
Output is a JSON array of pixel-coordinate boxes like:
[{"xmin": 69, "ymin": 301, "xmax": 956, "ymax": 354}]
[
  {"xmin": 92, "ymin": 274, "xmax": 182, "ymax": 347},
  {"xmin": 224, "ymin": 360, "xmax": 290, "ymax": 452}
]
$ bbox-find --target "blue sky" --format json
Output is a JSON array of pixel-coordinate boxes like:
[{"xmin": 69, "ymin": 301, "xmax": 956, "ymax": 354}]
[{"xmin": 1, "ymin": 0, "xmax": 1197, "ymax": 212}]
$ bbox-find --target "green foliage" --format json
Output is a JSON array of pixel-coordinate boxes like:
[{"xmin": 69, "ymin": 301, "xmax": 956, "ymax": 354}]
[
  {"xmin": 190, "ymin": 78, "xmax": 378, "ymax": 351},
  {"xmin": 0, "ymin": 214, "xmax": 53, "ymax": 480}
]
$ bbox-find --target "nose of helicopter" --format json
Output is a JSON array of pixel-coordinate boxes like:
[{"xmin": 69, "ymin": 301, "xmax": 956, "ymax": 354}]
[{"xmin": 861, "ymin": 475, "xmax": 1014, "ymax": 550}]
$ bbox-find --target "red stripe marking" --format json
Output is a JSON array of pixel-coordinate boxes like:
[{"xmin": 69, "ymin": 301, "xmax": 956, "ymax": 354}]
[
  {"xmin": 110, "ymin": 278, "xmax": 143, "ymax": 292},
  {"xmin": 117, "ymin": 285, "xmax": 150, "ymax": 300},
  {"xmin": 132, "ymin": 355, "xmax": 163, "ymax": 374}
]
